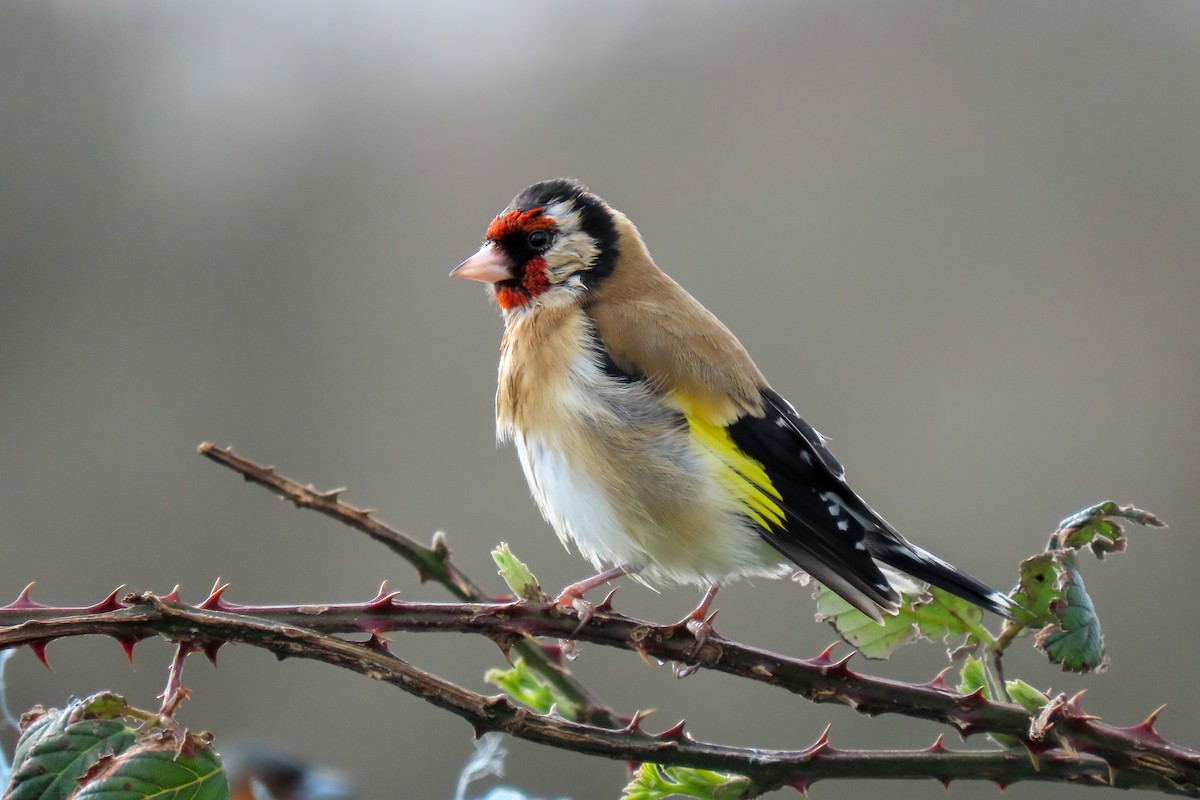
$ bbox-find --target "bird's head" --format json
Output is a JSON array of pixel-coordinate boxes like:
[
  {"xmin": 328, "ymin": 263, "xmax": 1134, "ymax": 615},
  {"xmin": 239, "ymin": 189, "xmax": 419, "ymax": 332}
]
[{"xmin": 451, "ymin": 178, "xmax": 619, "ymax": 312}]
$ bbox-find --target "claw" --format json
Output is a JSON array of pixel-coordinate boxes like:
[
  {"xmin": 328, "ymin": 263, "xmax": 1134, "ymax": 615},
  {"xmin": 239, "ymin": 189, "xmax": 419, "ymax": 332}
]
[
  {"xmin": 672, "ymin": 661, "xmax": 702, "ymax": 679},
  {"xmin": 553, "ymin": 565, "xmax": 637, "ymax": 635},
  {"xmin": 671, "ymin": 584, "xmax": 721, "ymax": 677},
  {"xmin": 559, "ymin": 593, "xmax": 596, "ymax": 635}
]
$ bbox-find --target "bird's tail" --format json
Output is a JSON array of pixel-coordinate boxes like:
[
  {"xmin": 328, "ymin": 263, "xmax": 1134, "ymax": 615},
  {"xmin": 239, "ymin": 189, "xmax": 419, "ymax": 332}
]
[{"xmin": 868, "ymin": 537, "xmax": 1014, "ymax": 619}]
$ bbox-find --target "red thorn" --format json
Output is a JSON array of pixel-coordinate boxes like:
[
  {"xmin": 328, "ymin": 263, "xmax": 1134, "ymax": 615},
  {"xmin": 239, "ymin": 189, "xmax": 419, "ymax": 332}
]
[
  {"xmin": 29, "ymin": 639, "xmax": 53, "ymax": 670},
  {"xmin": 655, "ymin": 719, "xmax": 691, "ymax": 743},
  {"xmin": 820, "ymin": 652, "xmax": 856, "ymax": 679},
  {"xmin": 994, "ymin": 780, "xmax": 1010, "ymax": 791},
  {"xmin": 622, "ymin": 708, "xmax": 654, "ymax": 734},
  {"xmin": 201, "ymin": 641, "xmax": 223, "ymax": 666},
  {"xmin": 115, "ymin": 635, "xmax": 144, "ymax": 665},
  {"xmin": 923, "ymin": 666, "xmax": 955, "ymax": 693},
  {"xmin": 1064, "ymin": 690, "xmax": 1100, "ymax": 721},
  {"xmin": 957, "ymin": 686, "xmax": 989, "ymax": 708},
  {"xmin": 87, "ymin": 586, "xmax": 127, "ymax": 614},
  {"xmin": 810, "ymin": 642, "xmax": 839, "ymax": 666},
  {"xmin": 540, "ymin": 643, "xmax": 565, "ymax": 664},
  {"xmin": 1121, "ymin": 704, "xmax": 1169, "ymax": 743},
  {"xmin": 160, "ymin": 585, "xmax": 183, "ymax": 604},
  {"xmin": 595, "ymin": 586, "xmax": 620, "ymax": 613},
  {"xmin": 198, "ymin": 582, "xmax": 231, "ymax": 611},
  {"xmin": 938, "ymin": 777, "xmax": 952, "ymax": 791},
  {"xmin": 788, "ymin": 776, "xmax": 813, "ymax": 796},
  {"xmin": 926, "ymin": 733, "xmax": 950, "ymax": 753},
  {"xmin": 365, "ymin": 581, "xmax": 401, "ymax": 610},
  {"xmin": 8, "ymin": 583, "xmax": 44, "ymax": 610},
  {"xmin": 803, "ymin": 723, "xmax": 833, "ymax": 757}
]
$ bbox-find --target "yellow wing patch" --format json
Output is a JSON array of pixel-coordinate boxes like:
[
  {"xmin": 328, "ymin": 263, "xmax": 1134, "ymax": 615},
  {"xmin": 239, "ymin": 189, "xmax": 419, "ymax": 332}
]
[{"xmin": 683, "ymin": 410, "xmax": 786, "ymax": 532}]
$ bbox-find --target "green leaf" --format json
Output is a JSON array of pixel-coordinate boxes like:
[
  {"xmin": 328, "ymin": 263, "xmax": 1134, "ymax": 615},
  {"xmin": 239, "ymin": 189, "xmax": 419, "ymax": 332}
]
[
  {"xmin": 1034, "ymin": 552, "xmax": 1108, "ymax": 673},
  {"xmin": 485, "ymin": 658, "xmax": 565, "ymax": 719},
  {"xmin": 72, "ymin": 734, "xmax": 227, "ymax": 800},
  {"xmin": 814, "ymin": 586, "xmax": 921, "ymax": 659},
  {"xmin": 1006, "ymin": 679, "xmax": 1050, "ymax": 715},
  {"xmin": 815, "ymin": 582, "xmax": 989, "ymax": 659},
  {"xmin": 1010, "ymin": 553, "xmax": 1060, "ymax": 627},
  {"xmin": 956, "ymin": 656, "xmax": 990, "ymax": 697},
  {"xmin": 7, "ymin": 700, "xmax": 137, "ymax": 800},
  {"xmin": 491, "ymin": 543, "xmax": 542, "ymax": 601},
  {"xmin": 1055, "ymin": 501, "xmax": 1165, "ymax": 559},
  {"xmin": 621, "ymin": 763, "xmax": 752, "ymax": 800}
]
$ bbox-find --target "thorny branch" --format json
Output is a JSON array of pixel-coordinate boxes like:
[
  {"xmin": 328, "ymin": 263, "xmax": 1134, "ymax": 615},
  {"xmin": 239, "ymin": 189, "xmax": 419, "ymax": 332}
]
[
  {"xmin": 0, "ymin": 444, "xmax": 1194, "ymax": 795},
  {"xmin": 196, "ymin": 442, "xmax": 619, "ymax": 727},
  {"xmin": 0, "ymin": 594, "xmax": 1193, "ymax": 796}
]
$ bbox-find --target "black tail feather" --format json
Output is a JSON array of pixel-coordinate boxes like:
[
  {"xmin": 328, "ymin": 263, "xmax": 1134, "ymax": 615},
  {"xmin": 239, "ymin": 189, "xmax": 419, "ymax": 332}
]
[{"xmin": 868, "ymin": 537, "xmax": 1014, "ymax": 619}]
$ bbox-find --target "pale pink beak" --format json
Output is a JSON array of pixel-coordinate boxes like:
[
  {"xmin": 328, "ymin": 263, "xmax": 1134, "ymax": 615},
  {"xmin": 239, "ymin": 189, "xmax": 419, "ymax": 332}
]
[{"xmin": 450, "ymin": 243, "xmax": 513, "ymax": 284}]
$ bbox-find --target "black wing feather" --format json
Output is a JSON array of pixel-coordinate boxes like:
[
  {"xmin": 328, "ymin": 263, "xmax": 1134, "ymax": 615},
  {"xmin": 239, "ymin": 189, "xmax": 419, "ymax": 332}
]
[{"xmin": 730, "ymin": 389, "xmax": 1013, "ymax": 619}]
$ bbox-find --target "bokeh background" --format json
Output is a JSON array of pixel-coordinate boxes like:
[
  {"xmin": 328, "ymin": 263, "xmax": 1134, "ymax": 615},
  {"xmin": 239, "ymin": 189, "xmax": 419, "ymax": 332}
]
[{"xmin": 2, "ymin": 2, "xmax": 1198, "ymax": 798}]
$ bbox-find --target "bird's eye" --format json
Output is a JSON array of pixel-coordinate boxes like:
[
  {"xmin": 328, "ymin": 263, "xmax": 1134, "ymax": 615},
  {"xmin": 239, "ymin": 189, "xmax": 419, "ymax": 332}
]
[{"xmin": 527, "ymin": 230, "xmax": 552, "ymax": 251}]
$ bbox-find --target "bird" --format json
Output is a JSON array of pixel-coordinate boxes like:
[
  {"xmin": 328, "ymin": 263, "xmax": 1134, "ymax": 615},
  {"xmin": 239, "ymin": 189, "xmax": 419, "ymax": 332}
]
[{"xmin": 451, "ymin": 178, "xmax": 1013, "ymax": 634}]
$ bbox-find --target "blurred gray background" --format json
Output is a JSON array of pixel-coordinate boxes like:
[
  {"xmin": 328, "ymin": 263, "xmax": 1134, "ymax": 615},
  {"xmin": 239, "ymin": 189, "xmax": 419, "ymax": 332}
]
[{"xmin": 2, "ymin": 2, "xmax": 1197, "ymax": 798}]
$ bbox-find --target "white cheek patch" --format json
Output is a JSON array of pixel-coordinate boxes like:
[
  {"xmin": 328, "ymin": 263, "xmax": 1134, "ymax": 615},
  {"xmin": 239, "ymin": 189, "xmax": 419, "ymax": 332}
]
[{"xmin": 541, "ymin": 203, "xmax": 599, "ymax": 280}]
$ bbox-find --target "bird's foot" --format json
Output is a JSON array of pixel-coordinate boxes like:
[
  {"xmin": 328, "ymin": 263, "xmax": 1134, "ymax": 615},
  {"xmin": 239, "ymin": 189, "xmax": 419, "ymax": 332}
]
[
  {"xmin": 553, "ymin": 565, "xmax": 634, "ymax": 636},
  {"xmin": 670, "ymin": 584, "xmax": 721, "ymax": 678},
  {"xmin": 554, "ymin": 587, "xmax": 597, "ymax": 634}
]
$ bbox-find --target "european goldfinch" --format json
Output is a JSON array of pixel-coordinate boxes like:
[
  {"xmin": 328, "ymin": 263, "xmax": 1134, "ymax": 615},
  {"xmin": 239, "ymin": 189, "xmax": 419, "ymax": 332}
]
[{"xmin": 452, "ymin": 179, "xmax": 1013, "ymax": 627}]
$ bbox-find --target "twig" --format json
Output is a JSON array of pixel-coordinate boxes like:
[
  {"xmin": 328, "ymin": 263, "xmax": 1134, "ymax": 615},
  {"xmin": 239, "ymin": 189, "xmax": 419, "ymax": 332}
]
[
  {"xmin": 1, "ymin": 594, "xmax": 1189, "ymax": 796},
  {"xmin": 2, "ymin": 592, "xmax": 1198, "ymax": 793},
  {"xmin": 196, "ymin": 442, "xmax": 618, "ymax": 727}
]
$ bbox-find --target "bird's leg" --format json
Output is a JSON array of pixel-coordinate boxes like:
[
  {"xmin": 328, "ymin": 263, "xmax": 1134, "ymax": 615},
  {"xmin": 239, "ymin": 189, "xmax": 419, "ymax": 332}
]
[
  {"xmin": 672, "ymin": 584, "xmax": 721, "ymax": 678},
  {"xmin": 554, "ymin": 564, "xmax": 637, "ymax": 629}
]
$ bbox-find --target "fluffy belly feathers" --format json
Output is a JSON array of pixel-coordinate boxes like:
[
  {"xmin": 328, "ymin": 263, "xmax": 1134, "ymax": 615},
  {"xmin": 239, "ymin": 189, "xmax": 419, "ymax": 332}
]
[{"xmin": 496, "ymin": 307, "xmax": 787, "ymax": 585}]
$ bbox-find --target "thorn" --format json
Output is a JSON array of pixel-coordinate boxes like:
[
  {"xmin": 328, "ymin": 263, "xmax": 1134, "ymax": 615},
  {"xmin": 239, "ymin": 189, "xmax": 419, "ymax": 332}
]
[
  {"xmin": 86, "ymin": 586, "xmax": 127, "ymax": 614},
  {"xmin": 1142, "ymin": 703, "xmax": 1167, "ymax": 729},
  {"xmin": 622, "ymin": 708, "xmax": 654, "ymax": 734},
  {"xmin": 363, "ymin": 633, "xmax": 392, "ymax": 654},
  {"xmin": 316, "ymin": 486, "xmax": 347, "ymax": 501},
  {"xmin": 1064, "ymin": 690, "xmax": 1100, "ymax": 721},
  {"xmin": 819, "ymin": 652, "xmax": 856, "ymax": 679},
  {"xmin": 788, "ymin": 776, "xmax": 813, "ymax": 797},
  {"xmin": 430, "ymin": 530, "xmax": 449, "ymax": 556},
  {"xmin": 810, "ymin": 642, "xmax": 839, "ymax": 666},
  {"xmin": 925, "ymin": 733, "xmax": 949, "ymax": 753},
  {"xmin": 198, "ymin": 581, "xmax": 231, "ymax": 611},
  {"xmin": 160, "ymin": 586, "xmax": 183, "ymax": 604},
  {"xmin": 115, "ymin": 635, "xmax": 144, "ymax": 665},
  {"xmin": 365, "ymin": 581, "xmax": 401, "ymax": 609},
  {"xmin": 29, "ymin": 640, "xmax": 53, "ymax": 670},
  {"xmin": 938, "ymin": 777, "xmax": 952, "ymax": 792},
  {"xmin": 803, "ymin": 723, "xmax": 832, "ymax": 756},
  {"xmin": 595, "ymin": 586, "xmax": 620, "ymax": 613},
  {"xmin": 957, "ymin": 686, "xmax": 989, "ymax": 708},
  {"xmin": 201, "ymin": 641, "xmax": 223, "ymax": 666},
  {"xmin": 8, "ymin": 582, "xmax": 43, "ymax": 610},
  {"xmin": 1121, "ymin": 704, "xmax": 1169, "ymax": 742},
  {"xmin": 655, "ymin": 719, "xmax": 691, "ymax": 743},
  {"xmin": 922, "ymin": 666, "xmax": 955, "ymax": 693}
]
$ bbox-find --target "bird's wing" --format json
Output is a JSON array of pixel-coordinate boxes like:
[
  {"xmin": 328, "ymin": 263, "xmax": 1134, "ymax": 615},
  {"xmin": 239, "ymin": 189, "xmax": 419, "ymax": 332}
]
[
  {"xmin": 725, "ymin": 389, "xmax": 903, "ymax": 618},
  {"xmin": 587, "ymin": 260, "xmax": 904, "ymax": 618}
]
